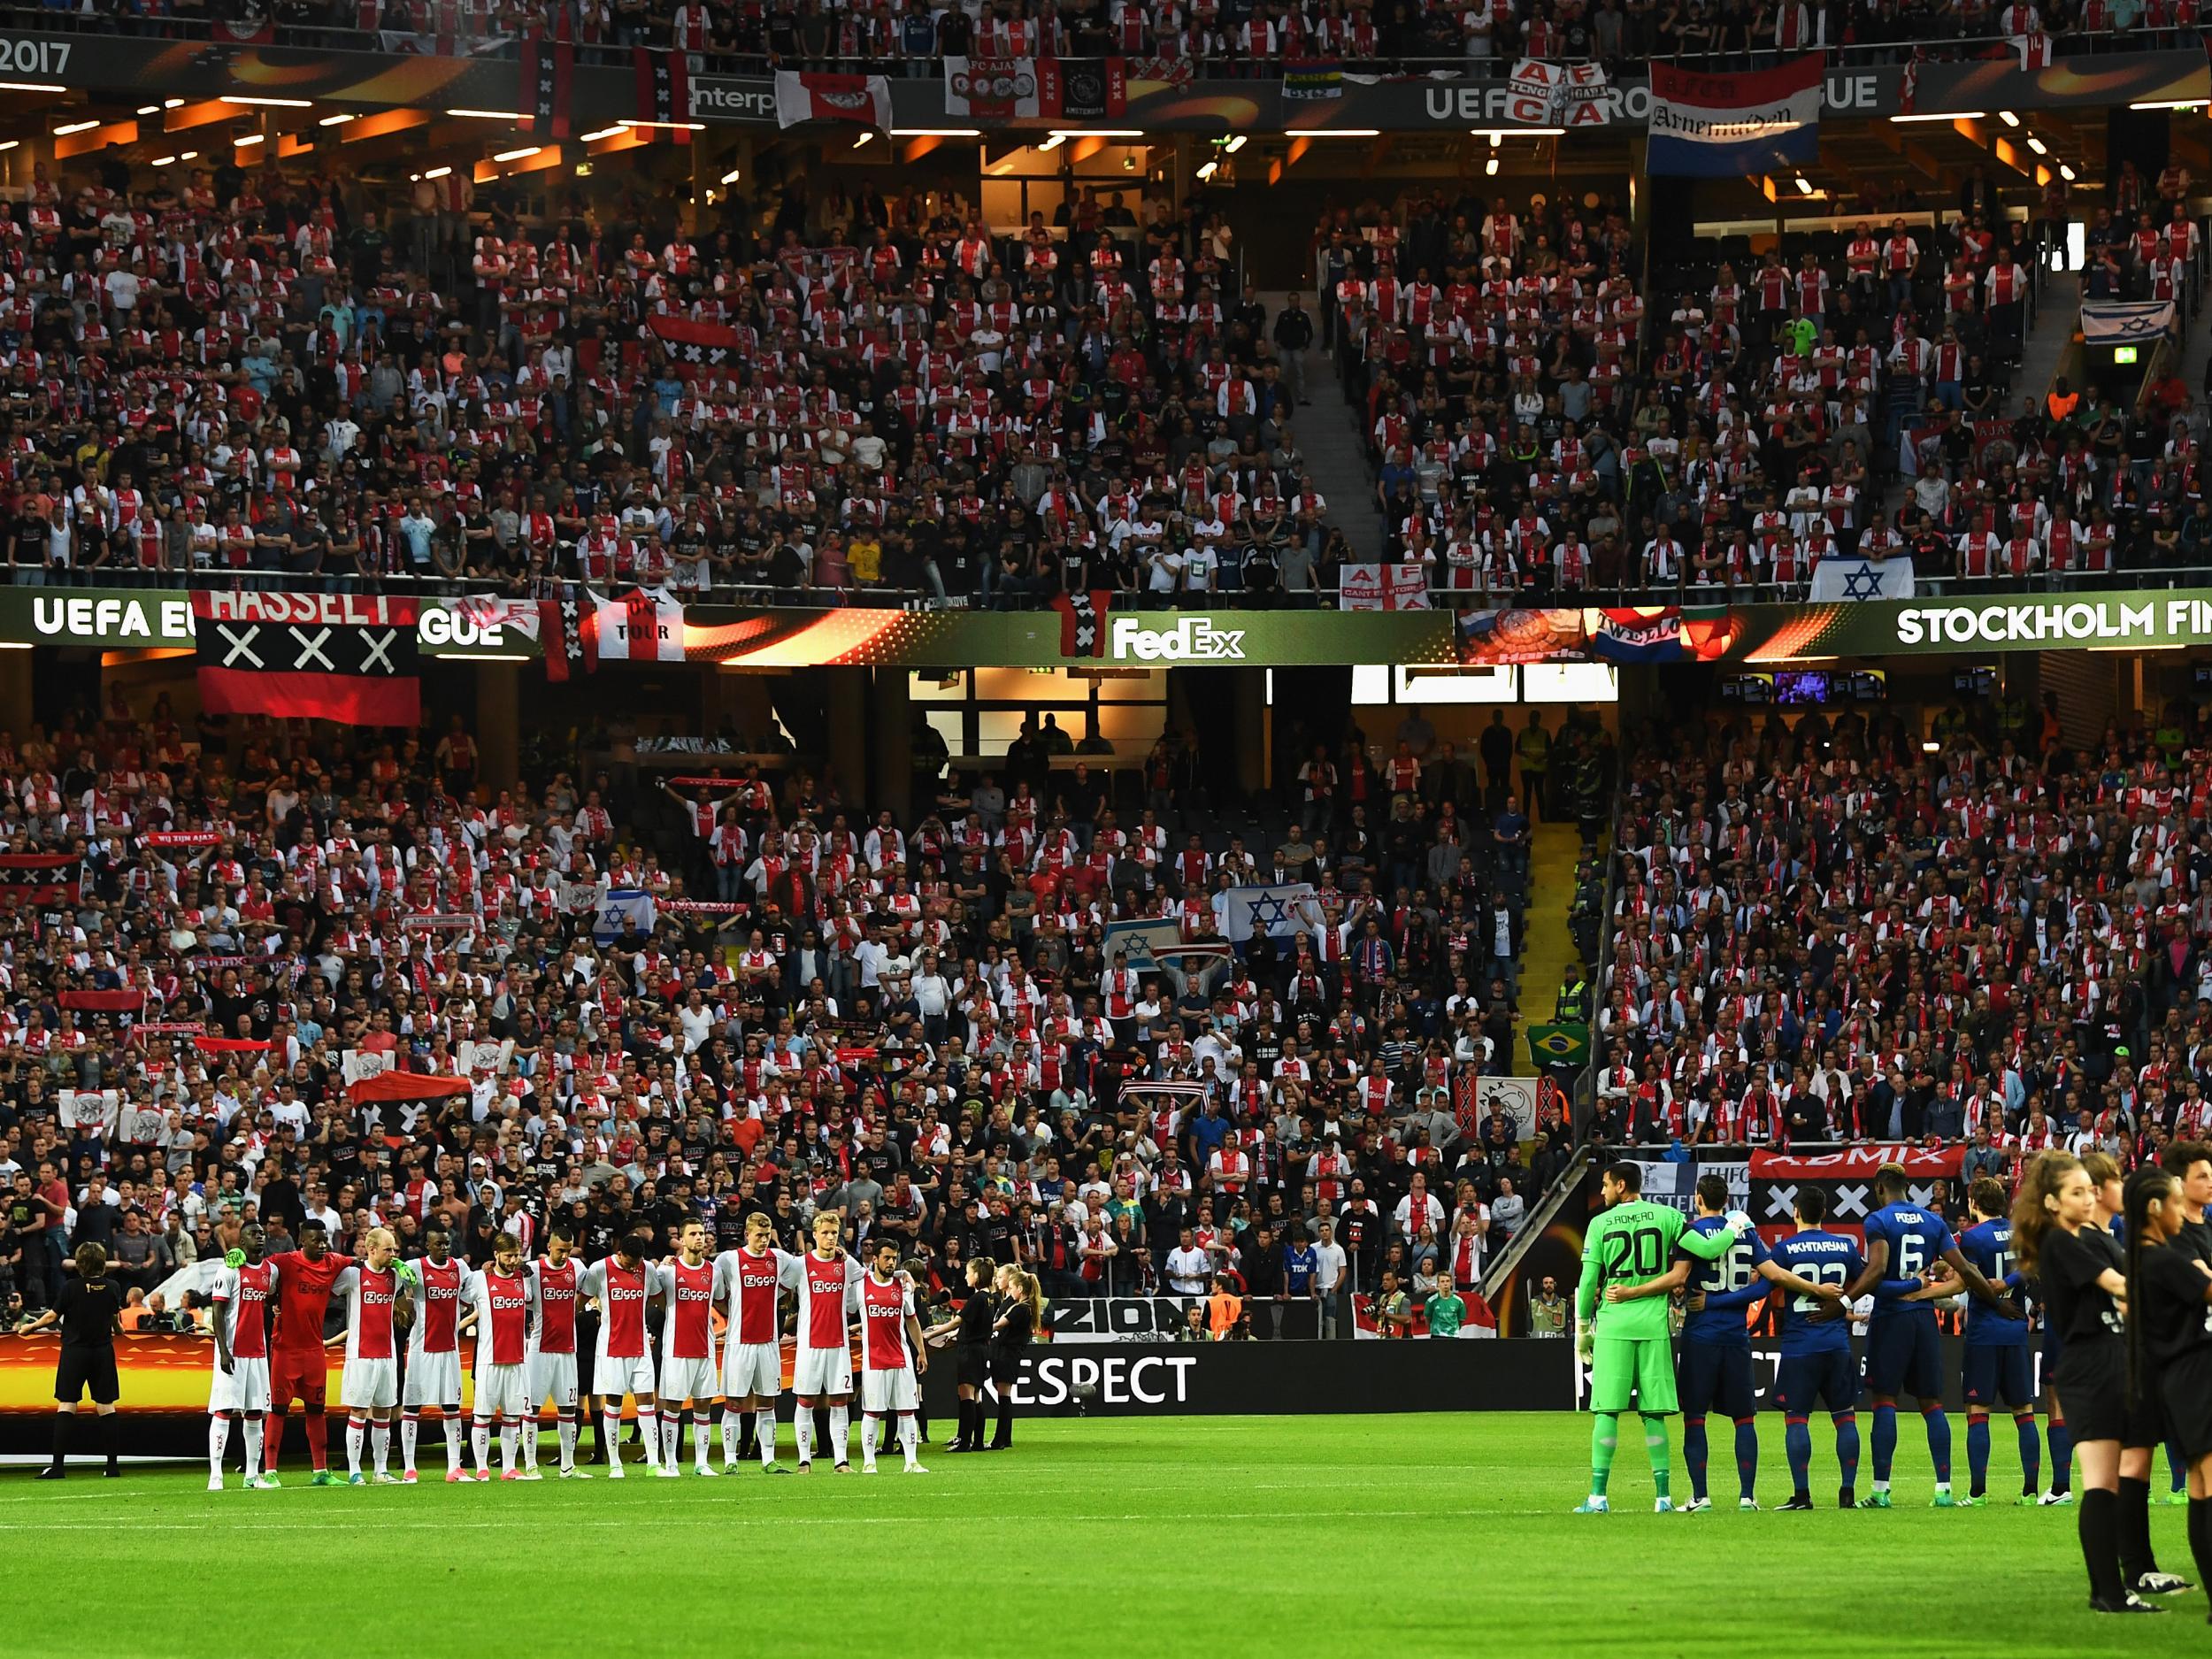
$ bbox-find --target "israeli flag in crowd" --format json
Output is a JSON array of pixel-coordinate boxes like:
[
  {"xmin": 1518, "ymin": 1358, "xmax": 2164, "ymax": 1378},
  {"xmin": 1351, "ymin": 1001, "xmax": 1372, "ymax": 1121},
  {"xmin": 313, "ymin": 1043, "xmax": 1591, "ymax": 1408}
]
[
  {"xmin": 1214, "ymin": 883, "xmax": 1324, "ymax": 944},
  {"xmin": 593, "ymin": 888, "xmax": 657, "ymax": 945},
  {"xmin": 1809, "ymin": 556, "xmax": 1916, "ymax": 602}
]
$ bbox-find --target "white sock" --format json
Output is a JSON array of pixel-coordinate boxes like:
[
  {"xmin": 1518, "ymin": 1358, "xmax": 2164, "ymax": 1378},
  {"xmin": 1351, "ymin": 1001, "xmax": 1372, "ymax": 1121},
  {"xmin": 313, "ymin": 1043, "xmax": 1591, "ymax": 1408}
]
[
  {"xmin": 661, "ymin": 1417, "xmax": 679, "ymax": 1470},
  {"xmin": 827, "ymin": 1404, "xmax": 849, "ymax": 1466},
  {"xmin": 721, "ymin": 1410, "xmax": 738, "ymax": 1466},
  {"xmin": 346, "ymin": 1417, "xmax": 365, "ymax": 1475},
  {"xmin": 693, "ymin": 1414, "xmax": 711, "ymax": 1470},
  {"xmin": 602, "ymin": 1411, "xmax": 622, "ymax": 1470},
  {"xmin": 500, "ymin": 1420, "xmax": 517, "ymax": 1476},
  {"xmin": 210, "ymin": 1414, "xmax": 232, "ymax": 1480},
  {"xmin": 861, "ymin": 1414, "xmax": 880, "ymax": 1466},
  {"xmin": 898, "ymin": 1414, "xmax": 919, "ymax": 1466},
  {"xmin": 401, "ymin": 1414, "xmax": 419, "ymax": 1472},
  {"xmin": 445, "ymin": 1412, "xmax": 465, "ymax": 1474},
  {"xmin": 557, "ymin": 1414, "xmax": 578, "ymax": 1471},
  {"xmin": 637, "ymin": 1407, "xmax": 660, "ymax": 1470},
  {"xmin": 371, "ymin": 1423, "xmax": 389, "ymax": 1475},
  {"xmin": 795, "ymin": 1407, "xmax": 814, "ymax": 1464},
  {"xmin": 473, "ymin": 1419, "xmax": 492, "ymax": 1473},
  {"xmin": 757, "ymin": 1408, "xmax": 777, "ymax": 1466},
  {"xmin": 521, "ymin": 1409, "xmax": 538, "ymax": 1469},
  {"xmin": 243, "ymin": 1416, "xmax": 263, "ymax": 1476}
]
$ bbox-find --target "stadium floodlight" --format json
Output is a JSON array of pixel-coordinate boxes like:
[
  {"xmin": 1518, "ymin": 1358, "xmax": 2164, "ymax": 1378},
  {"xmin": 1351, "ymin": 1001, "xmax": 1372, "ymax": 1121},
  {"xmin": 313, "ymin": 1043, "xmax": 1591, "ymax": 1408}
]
[
  {"xmin": 319, "ymin": 113, "xmax": 357, "ymax": 127},
  {"xmin": 1996, "ymin": 110, "xmax": 2019, "ymax": 126},
  {"xmin": 446, "ymin": 108, "xmax": 525, "ymax": 119},
  {"xmin": 234, "ymin": 133, "xmax": 265, "ymax": 147},
  {"xmin": 222, "ymin": 96, "xmax": 312, "ymax": 107},
  {"xmin": 51, "ymin": 120, "xmax": 97, "ymax": 135},
  {"xmin": 493, "ymin": 146, "xmax": 541, "ymax": 163},
  {"xmin": 1891, "ymin": 111, "xmax": 1982, "ymax": 122}
]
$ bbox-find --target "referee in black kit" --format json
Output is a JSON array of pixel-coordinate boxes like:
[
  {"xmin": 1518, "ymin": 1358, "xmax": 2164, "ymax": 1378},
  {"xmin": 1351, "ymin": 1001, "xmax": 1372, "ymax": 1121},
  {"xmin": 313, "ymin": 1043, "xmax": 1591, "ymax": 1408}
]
[{"xmin": 19, "ymin": 1242, "xmax": 125, "ymax": 1479}]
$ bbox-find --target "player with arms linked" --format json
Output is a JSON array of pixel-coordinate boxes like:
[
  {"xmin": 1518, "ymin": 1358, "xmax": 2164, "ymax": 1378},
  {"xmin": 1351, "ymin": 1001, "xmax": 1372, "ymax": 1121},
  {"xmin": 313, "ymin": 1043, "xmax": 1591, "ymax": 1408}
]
[
  {"xmin": 1609, "ymin": 1172, "xmax": 1847, "ymax": 1510},
  {"xmin": 1847, "ymin": 1162, "xmax": 2014, "ymax": 1507},
  {"xmin": 1955, "ymin": 1177, "xmax": 2040, "ymax": 1505},
  {"xmin": 1573, "ymin": 1162, "xmax": 1749, "ymax": 1513},
  {"xmin": 1767, "ymin": 1187, "xmax": 1869, "ymax": 1510}
]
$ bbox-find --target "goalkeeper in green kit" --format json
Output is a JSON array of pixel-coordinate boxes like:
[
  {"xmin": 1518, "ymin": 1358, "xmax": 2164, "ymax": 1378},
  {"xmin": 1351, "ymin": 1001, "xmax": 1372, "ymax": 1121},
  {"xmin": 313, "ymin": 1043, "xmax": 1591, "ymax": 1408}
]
[{"xmin": 1573, "ymin": 1162, "xmax": 1753, "ymax": 1514}]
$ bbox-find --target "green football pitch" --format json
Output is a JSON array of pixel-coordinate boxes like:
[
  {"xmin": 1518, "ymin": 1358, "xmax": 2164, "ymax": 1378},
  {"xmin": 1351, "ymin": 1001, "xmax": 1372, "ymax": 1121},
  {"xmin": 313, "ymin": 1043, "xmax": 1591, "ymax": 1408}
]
[{"xmin": 4, "ymin": 1413, "xmax": 2206, "ymax": 1658}]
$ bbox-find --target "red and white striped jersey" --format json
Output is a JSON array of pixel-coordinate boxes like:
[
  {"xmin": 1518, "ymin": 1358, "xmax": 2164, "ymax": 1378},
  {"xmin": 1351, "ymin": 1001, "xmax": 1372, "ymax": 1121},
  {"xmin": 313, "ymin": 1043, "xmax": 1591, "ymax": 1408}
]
[
  {"xmin": 782, "ymin": 1248, "xmax": 856, "ymax": 1351},
  {"xmin": 531, "ymin": 1256, "xmax": 584, "ymax": 1355},
  {"xmin": 213, "ymin": 1257, "xmax": 279, "ymax": 1360},
  {"xmin": 851, "ymin": 1269, "xmax": 915, "ymax": 1371},
  {"xmin": 406, "ymin": 1256, "xmax": 472, "ymax": 1356},
  {"xmin": 652, "ymin": 1256, "xmax": 718, "ymax": 1361},
  {"xmin": 714, "ymin": 1246, "xmax": 789, "ymax": 1347},
  {"xmin": 334, "ymin": 1263, "xmax": 402, "ymax": 1362},
  {"xmin": 470, "ymin": 1267, "xmax": 534, "ymax": 1370},
  {"xmin": 581, "ymin": 1256, "xmax": 652, "ymax": 1358}
]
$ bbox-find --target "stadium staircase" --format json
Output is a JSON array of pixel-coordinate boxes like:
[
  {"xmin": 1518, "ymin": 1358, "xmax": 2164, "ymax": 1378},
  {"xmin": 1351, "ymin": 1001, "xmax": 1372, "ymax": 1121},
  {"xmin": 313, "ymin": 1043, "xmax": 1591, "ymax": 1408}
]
[
  {"xmin": 2014, "ymin": 271, "xmax": 2083, "ymax": 411},
  {"xmin": 1479, "ymin": 1141, "xmax": 1595, "ymax": 1308},
  {"xmin": 1277, "ymin": 291, "xmax": 1385, "ymax": 563},
  {"xmin": 1510, "ymin": 820, "xmax": 1589, "ymax": 1076}
]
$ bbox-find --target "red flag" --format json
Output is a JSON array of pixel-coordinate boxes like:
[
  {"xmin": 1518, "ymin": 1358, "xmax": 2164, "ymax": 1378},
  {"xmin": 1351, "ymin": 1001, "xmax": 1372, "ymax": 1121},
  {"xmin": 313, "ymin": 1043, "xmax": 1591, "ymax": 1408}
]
[
  {"xmin": 648, "ymin": 313, "xmax": 741, "ymax": 365},
  {"xmin": 1052, "ymin": 588, "xmax": 1115, "ymax": 657},
  {"xmin": 58, "ymin": 989, "xmax": 145, "ymax": 1011},
  {"xmin": 634, "ymin": 46, "xmax": 692, "ymax": 144},
  {"xmin": 520, "ymin": 32, "xmax": 573, "ymax": 138},
  {"xmin": 349, "ymin": 1069, "xmax": 472, "ymax": 1105},
  {"xmin": 772, "ymin": 70, "xmax": 892, "ymax": 130},
  {"xmin": 191, "ymin": 592, "xmax": 421, "ymax": 727}
]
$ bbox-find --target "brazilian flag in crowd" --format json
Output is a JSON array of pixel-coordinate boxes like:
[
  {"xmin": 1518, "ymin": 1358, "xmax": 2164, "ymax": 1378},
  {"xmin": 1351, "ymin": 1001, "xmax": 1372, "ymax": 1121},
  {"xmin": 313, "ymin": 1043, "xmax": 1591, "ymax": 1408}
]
[{"xmin": 1526, "ymin": 1022, "xmax": 1590, "ymax": 1070}]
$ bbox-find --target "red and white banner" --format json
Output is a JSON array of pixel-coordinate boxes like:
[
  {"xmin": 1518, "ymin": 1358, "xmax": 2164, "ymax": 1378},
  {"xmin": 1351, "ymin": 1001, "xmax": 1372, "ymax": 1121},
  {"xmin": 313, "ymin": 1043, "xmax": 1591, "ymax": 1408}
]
[
  {"xmin": 772, "ymin": 71, "xmax": 891, "ymax": 131},
  {"xmin": 190, "ymin": 592, "xmax": 420, "ymax": 727},
  {"xmin": 1337, "ymin": 563, "xmax": 1432, "ymax": 611},
  {"xmin": 943, "ymin": 57, "xmax": 1126, "ymax": 122},
  {"xmin": 1747, "ymin": 1144, "xmax": 1966, "ymax": 1238},
  {"xmin": 648, "ymin": 313, "xmax": 742, "ymax": 365},
  {"xmin": 632, "ymin": 46, "xmax": 692, "ymax": 143},
  {"xmin": 590, "ymin": 591, "xmax": 685, "ymax": 662}
]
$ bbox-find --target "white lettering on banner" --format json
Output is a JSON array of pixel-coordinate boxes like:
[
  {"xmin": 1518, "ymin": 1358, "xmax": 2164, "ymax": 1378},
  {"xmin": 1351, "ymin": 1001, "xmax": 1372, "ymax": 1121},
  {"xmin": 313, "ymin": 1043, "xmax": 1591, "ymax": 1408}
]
[
  {"xmin": 0, "ymin": 38, "xmax": 69, "ymax": 76},
  {"xmin": 31, "ymin": 596, "xmax": 194, "ymax": 644},
  {"xmin": 1420, "ymin": 72, "xmax": 1871, "ymax": 127},
  {"xmin": 418, "ymin": 606, "xmax": 506, "ymax": 649},
  {"xmin": 689, "ymin": 79, "xmax": 776, "ymax": 118},
  {"xmin": 196, "ymin": 592, "xmax": 402, "ymax": 626},
  {"xmin": 1109, "ymin": 617, "xmax": 1247, "ymax": 661},
  {"xmin": 1008, "ymin": 1353, "xmax": 1198, "ymax": 1408},
  {"xmin": 1894, "ymin": 600, "xmax": 2161, "ymax": 646}
]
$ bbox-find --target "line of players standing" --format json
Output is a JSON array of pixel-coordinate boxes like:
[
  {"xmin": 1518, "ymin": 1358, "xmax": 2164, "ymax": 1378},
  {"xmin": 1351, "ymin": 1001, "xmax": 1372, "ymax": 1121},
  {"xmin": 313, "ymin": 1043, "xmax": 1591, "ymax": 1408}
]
[
  {"xmin": 1652, "ymin": 1147, "xmax": 2212, "ymax": 1617},
  {"xmin": 198, "ymin": 1208, "xmax": 1038, "ymax": 1488}
]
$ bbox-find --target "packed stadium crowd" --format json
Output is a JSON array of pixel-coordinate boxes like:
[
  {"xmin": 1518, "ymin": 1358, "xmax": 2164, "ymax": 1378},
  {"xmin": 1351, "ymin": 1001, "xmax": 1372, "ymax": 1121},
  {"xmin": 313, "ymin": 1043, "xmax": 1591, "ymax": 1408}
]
[
  {"xmin": 1324, "ymin": 162, "xmax": 2212, "ymax": 600},
  {"xmin": 1590, "ymin": 686, "xmax": 2212, "ymax": 1170},
  {"xmin": 0, "ymin": 146, "xmax": 1350, "ymax": 607},
  {"xmin": 0, "ymin": 687, "xmax": 1613, "ymax": 1374},
  {"xmin": 16, "ymin": 0, "xmax": 2208, "ymax": 72}
]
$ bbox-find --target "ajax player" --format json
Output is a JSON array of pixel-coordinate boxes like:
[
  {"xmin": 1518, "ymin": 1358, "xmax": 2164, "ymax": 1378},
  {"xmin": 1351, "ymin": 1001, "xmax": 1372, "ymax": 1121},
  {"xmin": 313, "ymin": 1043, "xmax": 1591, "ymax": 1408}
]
[
  {"xmin": 850, "ymin": 1237, "xmax": 930, "ymax": 1475},
  {"xmin": 713, "ymin": 1211, "xmax": 794, "ymax": 1472},
  {"xmin": 208, "ymin": 1223, "xmax": 279, "ymax": 1492},
  {"xmin": 466, "ymin": 1233, "xmax": 539, "ymax": 1482},
  {"xmin": 581, "ymin": 1232, "xmax": 663, "ymax": 1478},
  {"xmin": 329, "ymin": 1227, "xmax": 412, "ymax": 1486},
  {"xmin": 530, "ymin": 1226, "xmax": 588, "ymax": 1478},
  {"xmin": 264, "ymin": 1218, "xmax": 353, "ymax": 1486},
  {"xmin": 402, "ymin": 1226, "xmax": 474, "ymax": 1484},
  {"xmin": 651, "ymin": 1220, "xmax": 720, "ymax": 1478},
  {"xmin": 787, "ymin": 1211, "xmax": 858, "ymax": 1473}
]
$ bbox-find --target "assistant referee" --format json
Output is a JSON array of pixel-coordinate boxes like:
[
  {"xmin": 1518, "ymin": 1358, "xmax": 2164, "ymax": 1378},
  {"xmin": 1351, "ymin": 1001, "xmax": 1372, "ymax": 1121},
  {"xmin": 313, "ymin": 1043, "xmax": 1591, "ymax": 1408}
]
[{"xmin": 19, "ymin": 1242, "xmax": 124, "ymax": 1479}]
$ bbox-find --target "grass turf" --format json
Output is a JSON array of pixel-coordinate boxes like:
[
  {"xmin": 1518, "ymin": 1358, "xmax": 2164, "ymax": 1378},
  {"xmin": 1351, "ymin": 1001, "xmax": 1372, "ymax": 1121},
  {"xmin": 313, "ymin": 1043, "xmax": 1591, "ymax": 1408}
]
[{"xmin": 4, "ymin": 1412, "xmax": 2204, "ymax": 1659}]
